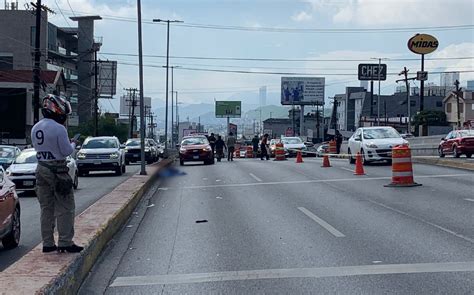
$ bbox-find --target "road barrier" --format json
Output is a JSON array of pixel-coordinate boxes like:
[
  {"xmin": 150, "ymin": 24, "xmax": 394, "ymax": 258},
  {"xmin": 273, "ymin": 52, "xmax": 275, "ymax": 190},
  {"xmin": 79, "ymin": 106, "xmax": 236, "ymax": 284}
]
[
  {"xmin": 235, "ymin": 149, "xmax": 241, "ymax": 158},
  {"xmin": 274, "ymin": 143, "xmax": 286, "ymax": 161},
  {"xmin": 354, "ymin": 152, "xmax": 365, "ymax": 175},
  {"xmin": 328, "ymin": 140, "xmax": 337, "ymax": 154},
  {"xmin": 246, "ymin": 146, "xmax": 253, "ymax": 158},
  {"xmin": 296, "ymin": 151, "xmax": 304, "ymax": 163},
  {"xmin": 385, "ymin": 145, "xmax": 422, "ymax": 187}
]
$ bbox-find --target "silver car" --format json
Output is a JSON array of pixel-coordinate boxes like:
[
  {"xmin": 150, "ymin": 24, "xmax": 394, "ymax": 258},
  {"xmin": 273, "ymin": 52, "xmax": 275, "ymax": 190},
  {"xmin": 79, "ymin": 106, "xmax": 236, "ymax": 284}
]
[
  {"xmin": 76, "ymin": 136, "xmax": 126, "ymax": 176},
  {"xmin": 6, "ymin": 148, "xmax": 79, "ymax": 192}
]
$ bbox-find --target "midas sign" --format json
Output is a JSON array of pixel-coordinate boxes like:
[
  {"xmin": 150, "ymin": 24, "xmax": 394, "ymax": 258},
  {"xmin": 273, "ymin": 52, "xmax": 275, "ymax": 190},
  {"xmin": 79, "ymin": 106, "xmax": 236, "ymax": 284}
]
[{"xmin": 407, "ymin": 34, "xmax": 439, "ymax": 55}]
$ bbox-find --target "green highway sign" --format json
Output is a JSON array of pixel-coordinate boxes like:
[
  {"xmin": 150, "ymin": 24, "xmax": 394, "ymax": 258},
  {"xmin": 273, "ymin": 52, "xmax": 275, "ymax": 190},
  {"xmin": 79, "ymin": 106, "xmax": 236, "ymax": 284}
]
[{"xmin": 215, "ymin": 101, "xmax": 242, "ymax": 118}]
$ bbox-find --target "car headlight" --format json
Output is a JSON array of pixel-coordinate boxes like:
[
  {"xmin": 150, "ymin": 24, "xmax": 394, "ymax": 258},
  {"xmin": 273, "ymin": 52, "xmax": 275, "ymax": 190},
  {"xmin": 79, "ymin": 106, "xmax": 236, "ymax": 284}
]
[
  {"xmin": 110, "ymin": 152, "xmax": 120, "ymax": 159},
  {"xmin": 203, "ymin": 147, "xmax": 212, "ymax": 152},
  {"xmin": 77, "ymin": 152, "xmax": 86, "ymax": 159},
  {"xmin": 365, "ymin": 143, "xmax": 378, "ymax": 149},
  {"xmin": 145, "ymin": 148, "xmax": 150, "ymax": 152},
  {"xmin": 180, "ymin": 148, "xmax": 186, "ymax": 153},
  {"xmin": 5, "ymin": 169, "xmax": 11, "ymax": 176}
]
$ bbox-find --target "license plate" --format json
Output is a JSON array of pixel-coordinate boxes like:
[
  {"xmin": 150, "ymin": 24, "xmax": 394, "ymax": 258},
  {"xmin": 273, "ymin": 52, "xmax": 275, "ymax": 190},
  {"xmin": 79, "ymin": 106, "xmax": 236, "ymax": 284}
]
[
  {"xmin": 133, "ymin": 154, "xmax": 139, "ymax": 158},
  {"xmin": 94, "ymin": 160, "xmax": 102, "ymax": 165},
  {"xmin": 23, "ymin": 180, "xmax": 34, "ymax": 186},
  {"xmin": 193, "ymin": 155, "xmax": 199, "ymax": 160}
]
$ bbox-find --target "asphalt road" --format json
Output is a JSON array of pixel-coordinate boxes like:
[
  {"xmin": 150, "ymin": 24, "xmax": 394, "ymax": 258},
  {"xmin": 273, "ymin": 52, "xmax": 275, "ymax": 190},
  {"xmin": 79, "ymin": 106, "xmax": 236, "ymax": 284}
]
[
  {"xmin": 0, "ymin": 164, "xmax": 141, "ymax": 271},
  {"xmin": 81, "ymin": 158, "xmax": 474, "ymax": 294}
]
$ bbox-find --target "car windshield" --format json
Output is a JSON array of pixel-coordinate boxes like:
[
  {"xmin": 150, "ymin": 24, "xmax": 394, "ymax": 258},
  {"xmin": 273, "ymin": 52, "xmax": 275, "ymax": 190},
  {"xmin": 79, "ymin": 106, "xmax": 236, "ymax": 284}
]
[
  {"xmin": 0, "ymin": 147, "xmax": 14, "ymax": 159},
  {"xmin": 126, "ymin": 140, "xmax": 140, "ymax": 147},
  {"xmin": 181, "ymin": 137, "xmax": 209, "ymax": 145},
  {"xmin": 14, "ymin": 151, "xmax": 37, "ymax": 164},
  {"xmin": 83, "ymin": 139, "xmax": 118, "ymax": 149},
  {"xmin": 363, "ymin": 128, "xmax": 400, "ymax": 139},
  {"xmin": 459, "ymin": 130, "xmax": 474, "ymax": 137},
  {"xmin": 282, "ymin": 138, "xmax": 302, "ymax": 144}
]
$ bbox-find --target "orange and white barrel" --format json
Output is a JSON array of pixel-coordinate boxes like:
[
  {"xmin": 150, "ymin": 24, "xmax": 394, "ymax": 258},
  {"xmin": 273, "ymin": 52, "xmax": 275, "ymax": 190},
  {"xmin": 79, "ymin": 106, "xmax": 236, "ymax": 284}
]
[{"xmin": 385, "ymin": 145, "xmax": 421, "ymax": 187}]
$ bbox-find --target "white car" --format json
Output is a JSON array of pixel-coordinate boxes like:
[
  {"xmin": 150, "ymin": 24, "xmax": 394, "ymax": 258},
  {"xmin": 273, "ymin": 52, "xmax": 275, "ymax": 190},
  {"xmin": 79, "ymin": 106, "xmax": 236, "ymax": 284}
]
[
  {"xmin": 281, "ymin": 137, "xmax": 307, "ymax": 157},
  {"xmin": 76, "ymin": 136, "xmax": 126, "ymax": 176},
  {"xmin": 6, "ymin": 148, "xmax": 79, "ymax": 192},
  {"xmin": 347, "ymin": 127, "xmax": 408, "ymax": 165}
]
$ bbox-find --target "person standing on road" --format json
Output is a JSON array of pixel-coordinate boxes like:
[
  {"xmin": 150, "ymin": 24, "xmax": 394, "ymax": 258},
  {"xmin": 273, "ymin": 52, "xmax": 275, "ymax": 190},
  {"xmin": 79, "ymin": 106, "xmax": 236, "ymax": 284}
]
[
  {"xmin": 226, "ymin": 132, "xmax": 236, "ymax": 161},
  {"xmin": 252, "ymin": 134, "xmax": 259, "ymax": 158},
  {"xmin": 31, "ymin": 94, "xmax": 83, "ymax": 254},
  {"xmin": 215, "ymin": 135, "xmax": 226, "ymax": 162},
  {"xmin": 208, "ymin": 133, "xmax": 216, "ymax": 156},
  {"xmin": 335, "ymin": 130, "xmax": 343, "ymax": 154},
  {"xmin": 260, "ymin": 133, "xmax": 270, "ymax": 160}
]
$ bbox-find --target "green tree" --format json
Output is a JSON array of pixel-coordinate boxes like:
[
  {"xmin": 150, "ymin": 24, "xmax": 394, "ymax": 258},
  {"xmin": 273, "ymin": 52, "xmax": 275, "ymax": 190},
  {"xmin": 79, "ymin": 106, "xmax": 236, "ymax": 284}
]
[
  {"xmin": 412, "ymin": 110, "xmax": 448, "ymax": 127},
  {"xmin": 69, "ymin": 116, "xmax": 129, "ymax": 143}
]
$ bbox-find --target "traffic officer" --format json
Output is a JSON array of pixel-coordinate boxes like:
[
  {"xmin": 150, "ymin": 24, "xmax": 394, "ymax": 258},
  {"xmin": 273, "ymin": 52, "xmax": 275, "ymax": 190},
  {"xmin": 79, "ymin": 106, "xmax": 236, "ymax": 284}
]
[{"xmin": 31, "ymin": 94, "xmax": 83, "ymax": 253}]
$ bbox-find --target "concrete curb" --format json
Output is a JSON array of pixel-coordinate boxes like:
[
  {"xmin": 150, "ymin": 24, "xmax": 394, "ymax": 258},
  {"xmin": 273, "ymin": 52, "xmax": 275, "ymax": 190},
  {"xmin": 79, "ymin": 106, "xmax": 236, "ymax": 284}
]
[
  {"xmin": 0, "ymin": 159, "xmax": 174, "ymax": 295},
  {"xmin": 412, "ymin": 157, "xmax": 474, "ymax": 171}
]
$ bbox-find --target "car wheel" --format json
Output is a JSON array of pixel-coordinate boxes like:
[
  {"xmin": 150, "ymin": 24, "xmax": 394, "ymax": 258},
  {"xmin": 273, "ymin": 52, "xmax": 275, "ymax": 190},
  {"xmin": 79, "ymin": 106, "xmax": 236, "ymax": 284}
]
[
  {"xmin": 2, "ymin": 206, "xmax": 20, "ymax": 249},
  {"xmin": 453, "ymin": 146, "xmax": 461, "ymax": 158},
  {"xmin": 467, "ymin": 153, "xmax": 472, "ymax": 158},
  {"xmin": 438, "ymin": 147, "xmax": 445, "ymax": 158},
  {"xmin": 122, "ymin": 164, "xmax": 126, "ymax": 173},
  {"xmin": 348, "ymin": 148, "xmax": 355, "ymax": 164},
  {"xmin": 73, "ymin": 172, "xmax": 79, "ymax": 190},
  {"xmin": 115, "ymin": 166, "xmax": 123, "ymax": 176},
  {"xmin": 361, "ymin": 149, "xmax": 369, "ymax": 166},
  {"xmin": 180, "ymin": 160, "xmax": 184, "ymax": 166}
]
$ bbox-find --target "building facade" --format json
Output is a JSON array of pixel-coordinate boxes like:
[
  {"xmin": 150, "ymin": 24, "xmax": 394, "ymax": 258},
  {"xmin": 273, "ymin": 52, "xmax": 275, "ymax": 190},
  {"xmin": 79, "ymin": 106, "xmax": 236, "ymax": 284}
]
[{"xmin": 443, "ymin": 91, "xmax": 474, "ymax": 127}]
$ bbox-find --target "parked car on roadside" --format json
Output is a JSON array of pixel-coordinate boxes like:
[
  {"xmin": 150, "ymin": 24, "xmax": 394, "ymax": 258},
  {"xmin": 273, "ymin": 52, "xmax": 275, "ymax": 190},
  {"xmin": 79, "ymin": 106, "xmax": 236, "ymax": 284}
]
[
  {"xmin": 179, "ymin": 135, "xmax": 214, "ymax": 166},
  {"xmin": 0, "ymin": 166, "xmax": 20, "ymax": 249},
  {"xmin": 316, "ymin": 143, "xmax": 329, "ymax": 157},
  {"xmin": 0, "ymin": 145, "xmax": 21, "ymax": 169},
  {"xmin": 124, "ymin": 138, "xmax": 159, "ymax": 165},
  {"xmin": 438, "ymin": 129, "xmax": 474, "ymax": 158},
  {"xmin": 348, "ymin": 126, "xmax": 408, "ymax": 165},
  {"xmin": 281, "ymin": 136, "xmax": 307, "ymax": 157},
  {"xmin": 76, "ymin": 136, "xmax": 126, "ymax": 176},
  {"xmin": 6, "ymin": 148, "xmax": 79, "ymax": 191}
]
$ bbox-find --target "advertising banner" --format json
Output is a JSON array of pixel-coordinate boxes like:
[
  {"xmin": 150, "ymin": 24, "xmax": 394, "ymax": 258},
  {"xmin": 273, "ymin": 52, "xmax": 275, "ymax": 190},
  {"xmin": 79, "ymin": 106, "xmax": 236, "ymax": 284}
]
[
  {"xmin": 215, "ymin": 101, "xmax": 242, "ymax": 118},
  {"xmin": 281, "ymin": 77, "xmax": 325, "ymax": 105}
]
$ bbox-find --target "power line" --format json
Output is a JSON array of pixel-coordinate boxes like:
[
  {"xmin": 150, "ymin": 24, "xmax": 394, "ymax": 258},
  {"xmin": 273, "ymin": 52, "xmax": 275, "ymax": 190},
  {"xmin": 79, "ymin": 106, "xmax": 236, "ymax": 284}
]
[
  {"xmin": 101, "ymin": 52, "xmax": 474, "ymax": 62},
  {"xmin": 53, "ymin": 8, "xmax": 474, "ymax": 34}
]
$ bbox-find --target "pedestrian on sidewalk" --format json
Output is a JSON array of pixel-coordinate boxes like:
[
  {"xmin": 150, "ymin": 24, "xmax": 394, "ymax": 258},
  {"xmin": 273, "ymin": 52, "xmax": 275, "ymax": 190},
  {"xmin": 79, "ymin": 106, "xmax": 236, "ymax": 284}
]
[
  {"xmin": 31, "ymin": 95, "xmax": 83, "ymax": 253},
  {"xmin": 215, "ymin": 135, "xmax": 226, "ymax": 162},
  {"xmin": 260, "ymin": 133, "xmax": 270, "ymax": 160},
  {"xmin": 226, "ymin": 132, "xmax": 236, "ymax": 161},
  {"xmin": 252, "ymin": 134, "xmax": 259, "ymax": 158}
]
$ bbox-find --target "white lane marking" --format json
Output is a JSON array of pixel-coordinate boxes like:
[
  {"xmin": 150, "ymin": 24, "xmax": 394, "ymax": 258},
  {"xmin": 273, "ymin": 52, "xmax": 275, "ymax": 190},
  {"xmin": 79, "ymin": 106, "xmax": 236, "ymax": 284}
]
[
  {"xmin": 340, "ymin": 167, "xmax": 355, "ymax": 173},
  {"xmin": 162, "ymin": 174, "xmax": 473, "ymax": 190},
  {"xmin": 110, "ymin": 261, "xmax": 474, "ymax": 287},
  {"xmin": 249, "ymin": 173, "xmax": 262, "ymax": 182},
  {"xmin": 365, "ymin": 198, "xmax": 474, "ymax": 244},
  {"xmin": 465, "ymin": 198, "xmax": 474, "ymax": 202},
  {"xmin": 298, "ymin": 207, "xmax": 345, "ymax": 238}
]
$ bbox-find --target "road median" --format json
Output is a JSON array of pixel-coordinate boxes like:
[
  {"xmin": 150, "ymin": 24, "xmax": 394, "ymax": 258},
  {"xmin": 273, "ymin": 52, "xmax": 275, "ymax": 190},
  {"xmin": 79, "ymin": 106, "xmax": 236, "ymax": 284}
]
[{"xmin": 0, "ymin": 159, "xmax": 173, "ymax": 295}]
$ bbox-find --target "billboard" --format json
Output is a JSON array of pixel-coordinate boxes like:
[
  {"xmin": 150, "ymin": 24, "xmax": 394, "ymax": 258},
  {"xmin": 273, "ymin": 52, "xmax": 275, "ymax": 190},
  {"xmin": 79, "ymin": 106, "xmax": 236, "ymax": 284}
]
[
  {"xmin": 281, "ymin": 77, "xmax": 325, "ymax": 105},
  {"xmin": 358, "ymin": 64, "xmax": 387, "ymax": 81},
  {"xmin": 98, "ymin": 61, "xmax": 117, "ymax": 98},
  {"xmin": 229, "ymin": 123, "xmax": 238, "ymax": 135},
  {"xmin": 120, "ymin": 95, "xmax": 152, "ymax": 116},
  {"xmin": 215, "ymin": 101, "xmax": 241, "ymax": 118}
]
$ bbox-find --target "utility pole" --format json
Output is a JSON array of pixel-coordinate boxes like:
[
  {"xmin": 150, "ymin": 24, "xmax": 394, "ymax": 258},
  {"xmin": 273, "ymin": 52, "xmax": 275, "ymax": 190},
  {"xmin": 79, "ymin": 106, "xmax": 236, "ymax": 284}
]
[
  {"xmin": 31, "ymin": 1, "xmax": 54, "ymax": 123},
  {"xmin": 454, "ymin": 79, "xmax": 461, "ymax": 128},
  {"xmin": 153, "ymin": 19, "xmax": 183, "ymax": 153},
  {"xmin": 144, "ymin": 105, "xmax": 151, "ymax": 137},
  {"xmin": 125, "ymin": 88, "xmax": 138, "ymax": 138},
  {"xmin": 94, "ymin": 49, "xmax": 99, "ymax": 136},
  {"xmin": 137, "ymin": 0, "xmax": 146, "ymax": 175},
  {"xmin": 397, "ymin": 67, "xmax": 416, "ymax": 134}
]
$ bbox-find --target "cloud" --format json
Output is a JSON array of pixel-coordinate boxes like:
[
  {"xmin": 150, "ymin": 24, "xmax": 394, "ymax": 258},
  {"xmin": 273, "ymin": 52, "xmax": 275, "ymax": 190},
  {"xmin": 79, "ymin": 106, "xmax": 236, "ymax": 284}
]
[
  {"xmin": 292, "ymin": 11, "xmax": 313, "ymax": 22},
  {"xmin": 305, "ymin": 0, "xmax": 474, "ymax": 26},
  {"xmin": 426, "ymin": 42, "xmax": 474, "ymax": 84}
]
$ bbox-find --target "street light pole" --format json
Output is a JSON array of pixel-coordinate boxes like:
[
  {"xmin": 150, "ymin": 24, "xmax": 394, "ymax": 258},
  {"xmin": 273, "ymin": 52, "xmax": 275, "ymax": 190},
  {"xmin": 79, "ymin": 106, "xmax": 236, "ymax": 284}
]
[
  {"xmin": 137, "ymin": 0, "xmax": 146, "ymax": 175},
  {"xmin": 153, "ymin": 19, "xmax": 183, "ymax": 155}
]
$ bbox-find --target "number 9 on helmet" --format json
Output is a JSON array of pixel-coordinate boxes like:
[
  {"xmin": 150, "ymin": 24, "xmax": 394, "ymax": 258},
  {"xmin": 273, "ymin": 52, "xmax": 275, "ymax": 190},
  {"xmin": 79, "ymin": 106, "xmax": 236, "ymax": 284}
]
[{"xmin": 41, "ymin": 94, "xmax": 72, "ymax": 124}]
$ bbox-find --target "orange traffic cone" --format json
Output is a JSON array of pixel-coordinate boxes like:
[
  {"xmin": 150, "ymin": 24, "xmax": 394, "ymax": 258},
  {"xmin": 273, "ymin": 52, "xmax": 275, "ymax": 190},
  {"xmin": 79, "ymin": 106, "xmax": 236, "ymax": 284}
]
[
  {"xmin": 296, "ymin": 151, "xmax": 304, "ymax": 163},
  {"xmin": 321, "ymin": 154, "xmax": 331, "ymax": 167},
  {"xmin": 354, "ymin": 152, "xmax": 365, "ymax": 175}
]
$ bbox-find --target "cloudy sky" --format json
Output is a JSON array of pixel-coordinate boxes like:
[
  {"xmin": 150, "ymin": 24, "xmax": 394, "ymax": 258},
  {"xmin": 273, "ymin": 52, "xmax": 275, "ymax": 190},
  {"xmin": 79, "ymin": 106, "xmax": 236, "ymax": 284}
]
[{"xmin": 40, "ymin": 0, "xmax": 474, "ymax": 111}]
